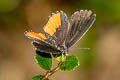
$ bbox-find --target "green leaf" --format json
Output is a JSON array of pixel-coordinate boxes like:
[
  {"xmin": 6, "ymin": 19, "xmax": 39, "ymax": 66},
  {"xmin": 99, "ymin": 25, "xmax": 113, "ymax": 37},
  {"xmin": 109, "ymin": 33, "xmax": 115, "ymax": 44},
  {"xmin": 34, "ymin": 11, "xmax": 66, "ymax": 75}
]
[
  {"xmin": 60, "ymin": 55, "xmax": 80, "ymax": 71},
  {"xmin": 34, "ymin": 51, "xmax": 52, "ymax": 70},
  {"xmin": 32, "ymin": 75, "xmax": 49, "ymax": 80}
]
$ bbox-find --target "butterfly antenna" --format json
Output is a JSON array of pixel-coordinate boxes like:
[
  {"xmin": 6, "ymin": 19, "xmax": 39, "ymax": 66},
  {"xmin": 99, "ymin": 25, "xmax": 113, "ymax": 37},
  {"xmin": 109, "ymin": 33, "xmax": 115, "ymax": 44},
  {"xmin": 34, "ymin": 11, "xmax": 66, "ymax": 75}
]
[{"xmin": 70, "ymin": 48, "xmax": 90, "ymax": 50}]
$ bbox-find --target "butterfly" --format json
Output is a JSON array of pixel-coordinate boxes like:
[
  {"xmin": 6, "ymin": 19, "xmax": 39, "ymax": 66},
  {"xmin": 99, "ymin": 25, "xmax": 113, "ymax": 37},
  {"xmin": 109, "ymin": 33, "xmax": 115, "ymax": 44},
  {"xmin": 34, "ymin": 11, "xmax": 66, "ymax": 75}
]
[{"xmin": 24, "ymin": 10, "xmax": 96, "ymax": 55}]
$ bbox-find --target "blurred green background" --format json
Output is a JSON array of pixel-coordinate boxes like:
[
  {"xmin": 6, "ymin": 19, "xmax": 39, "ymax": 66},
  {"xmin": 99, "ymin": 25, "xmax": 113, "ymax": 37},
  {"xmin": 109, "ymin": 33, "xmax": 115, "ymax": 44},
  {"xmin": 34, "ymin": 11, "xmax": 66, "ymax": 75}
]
[{"xmin": 0, "ymin": 0, "xmax": 120, "ymax": 80}]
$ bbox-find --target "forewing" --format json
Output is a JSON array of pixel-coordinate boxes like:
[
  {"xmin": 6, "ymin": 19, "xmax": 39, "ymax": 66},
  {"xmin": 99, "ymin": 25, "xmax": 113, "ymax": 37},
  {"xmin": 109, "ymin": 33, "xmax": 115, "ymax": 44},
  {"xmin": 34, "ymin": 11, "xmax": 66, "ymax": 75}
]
[
  {"xmin": 65, "ymin": 10, "xmax": 96, "ymax": 48},
  {"xmin": 43, "ymin": 11, "xmax": 69, "ymax": 46}
]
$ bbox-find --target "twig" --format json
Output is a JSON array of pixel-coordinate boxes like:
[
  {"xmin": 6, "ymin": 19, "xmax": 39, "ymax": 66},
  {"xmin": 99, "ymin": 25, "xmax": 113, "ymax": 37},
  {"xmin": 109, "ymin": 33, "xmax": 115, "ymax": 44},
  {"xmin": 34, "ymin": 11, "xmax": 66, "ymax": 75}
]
[{"xmin": 41, "ymin": 53, "xmax": 64, "ymax": 80}]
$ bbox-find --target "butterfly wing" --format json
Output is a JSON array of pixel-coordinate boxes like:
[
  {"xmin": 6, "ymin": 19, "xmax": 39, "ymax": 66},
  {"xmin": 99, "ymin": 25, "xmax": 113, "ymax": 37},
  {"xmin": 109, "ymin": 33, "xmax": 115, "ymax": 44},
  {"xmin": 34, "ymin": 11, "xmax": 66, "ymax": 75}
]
[
  {"xmin": 24, "ymin": 31, "xmax": 60, "ymax": 53},
  {"xmin": 32, "ymin": 42, "xmax": 61, "ymax": 53},
  {"xmin": 43, "ymin": 11, "xmax": 69, "ymax": 46},
  {"xmin": 24, "ymin": 11, "xmax": 69, "ymax": 54},
  {"xmin": 65, "ymin": 10, "xmax": 96, "ymax": 48}
]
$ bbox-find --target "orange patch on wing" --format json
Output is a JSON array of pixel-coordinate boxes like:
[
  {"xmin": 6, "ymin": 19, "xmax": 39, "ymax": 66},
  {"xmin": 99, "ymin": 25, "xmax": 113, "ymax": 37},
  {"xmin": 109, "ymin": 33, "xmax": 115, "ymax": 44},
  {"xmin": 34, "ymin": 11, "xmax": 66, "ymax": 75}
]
[
  {"xmin": 26, "ymin": 32, "xmax": 47, "ymax": 40},
  {"xmin": 44, "ymin": 13, "xmax": 61, "ymax": 36},
  {"xmin": 57, "ymin": 13, "xmax": 61, "ymax": 28},
  {"xmin": 53, "ymin": 13, "xmax": 61, "ymax": 28}
]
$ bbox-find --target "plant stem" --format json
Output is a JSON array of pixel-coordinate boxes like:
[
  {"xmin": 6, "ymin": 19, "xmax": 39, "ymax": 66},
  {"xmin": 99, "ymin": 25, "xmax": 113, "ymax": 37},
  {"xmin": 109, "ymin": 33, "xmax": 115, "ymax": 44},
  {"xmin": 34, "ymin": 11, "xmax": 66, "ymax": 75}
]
[
  {"xmin": 41, "ymin": 54, "xmax": 64, "ymax": 80},
  {"xmin": 41, "ymin": 63, "xmax": 61, "ymax": 80}
]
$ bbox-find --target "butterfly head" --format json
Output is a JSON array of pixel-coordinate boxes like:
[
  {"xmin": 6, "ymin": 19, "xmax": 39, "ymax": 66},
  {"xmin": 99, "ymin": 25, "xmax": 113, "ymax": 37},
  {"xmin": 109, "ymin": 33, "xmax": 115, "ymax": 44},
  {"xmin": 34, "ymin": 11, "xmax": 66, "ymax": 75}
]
[
  {"xmin": 59, "ymin": 45, "xmax": 68, "ymax": 56},
  {"xmin": 64, "ymin": 47, "xmax": 68, "ymax": 56}
]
